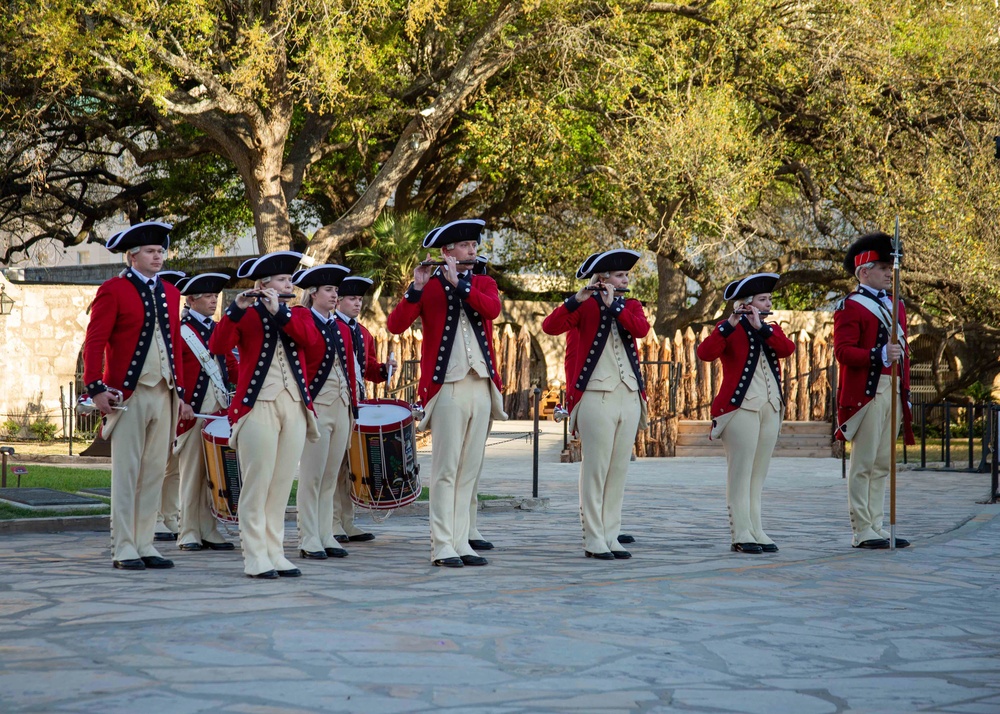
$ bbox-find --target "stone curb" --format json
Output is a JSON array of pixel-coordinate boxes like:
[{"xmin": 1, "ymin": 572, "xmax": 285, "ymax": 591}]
[
  {"xmin": 9, "ymin": 454, "xmax": 111, "ymax": 466},
  {"xmin": 0, "ymin": 497, "xmax": 550, "ymax": 534}
]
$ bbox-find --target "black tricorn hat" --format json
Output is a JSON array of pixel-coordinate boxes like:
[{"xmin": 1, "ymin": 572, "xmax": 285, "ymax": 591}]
[
  {"xmin": 178, "ymin": 272, "xmax": 231, "ymax": 296},
  {"xmin": 237, "ymin": 251, "xmax": 303, "ymax": 281},
  {"xmin": 843, "ymin": 232, "xmax": 894, "ymax": 274},
  {"xmin": 156, "ymin": 270, "xmax": 187, "ymax": 286},
  {"xmin": 575, "ymin": 252, "xmax": 602, "ymax": 280},
  {"xmin": 422, "ymin": 219, "xmax": 486, "ymax": 249},
  {"xmin": 723, "ymin": 273, "xmax": 780, "ymax": 301},
  {"xmin": 337, "ymin": 275, "xmax": 374, "ymax": 297},
  {"xmin": 106, "ymin": 221, "xmax": 172, "ymax": 253},
  {"xmin": 291, "ymin": 264, "xmax": 350, "ymax": 289},
  {"xmin": 583, "ymin": 249, "xmax": 642, "ymax": 278}
]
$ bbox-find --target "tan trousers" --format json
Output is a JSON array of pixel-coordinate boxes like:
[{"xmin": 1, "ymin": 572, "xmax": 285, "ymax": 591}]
[
  {"xmin": 467, "ymin": 417, "xmax": 494, "ymax": 543},
  {"xmin": 176, "ymin": 425, "xmax": 227, "ymax": 546},
  {"xmin": 155, "ymin": 453, "xmax": 180, "ymax": 536},
  {"xmin": 109, "ymin": 381, "xmax": 173, "ymax": 562},
  {"xmin": 297, "ymin": 400, "xmax": 352, "ymax": 552},
  {"xmin": 848, "ymin": 374, "xmax": 901, "ymax": 545},
  {"xmin": 234, "ymin": 391, "xmax": 307, "ymax": 575},
  {"xmin": 428, "ymin": 374, "xmax": 492, "ymax": 561},
  {"xmin": 575, "ymin": 388, "xmax": 641, "ymax": 554},
  {"xmin": 333, "ymin": 459, "xmax": 367, "ymax": 538},
  {"xmin": 719, "ymin": 405, "xmax": 781, "ymax": 544}
]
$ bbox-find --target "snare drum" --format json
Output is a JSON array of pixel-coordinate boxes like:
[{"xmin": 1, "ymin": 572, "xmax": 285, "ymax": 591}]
[
  {"xmin": 348, "ymin": 399, "xmax": 421, "ymax": 510},
  {"xmin": 202, "ymin": 418, "xmax": 242, "ymax": 524}
]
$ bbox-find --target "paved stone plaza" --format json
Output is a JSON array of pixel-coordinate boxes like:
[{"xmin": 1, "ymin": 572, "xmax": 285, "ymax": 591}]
[{"xmin": 1, "ymin": 421, "xmax": 999, "ymax": 713}]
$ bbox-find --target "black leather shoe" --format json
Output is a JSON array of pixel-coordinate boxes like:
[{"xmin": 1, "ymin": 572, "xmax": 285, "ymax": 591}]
[
  {"xmin": 348, "ymin": 533, "xmax": 375, "ymax": 542},
  {"xmin": 460, "ymin": 555, "xmax": 488, "ymax": 566},
  {"xmin": 154, "ymin": 532, "xmax": 178, "ymax": 542},
  {"xmin": 892, "ymin": 537, "xmax": 910, "ymax": 548},
  {"xmin": 853, "ymin": 539, "xmax": 890, "ymax": 549},
  {"xmin": 177, "ymin": 542, "xmax": 204, "ymax": 552},
  {"xmin": 247, "ymin": 570, "xmax": 279, "ymax": 579},
  {"xmin": 759, "ymin": 543, "xmax": 779, "ymax": 553},
  {"xmin": 468, "ymin": 539, "xmax": 494, "ymax": 551},
  {"xmin": 324, "ymin": 547, "xmax": 349, "ymax": 558},
  {"xmin": 617, "ymin": 534, "xmax": 636, "ymax": 544},
  {"xmin": 277, "ymin": 568, "xmax": 302, "ymax": 577},
  {"xmin": 731, "ymin": 543, "xmax": 764, "ymax": 554},
  {"xmin": 433, "ymin": 557, "xmax": 464, "ymax": 568},
  {"xmin": 201, "ymin": 540, "xmax": 235, "ymax": 551},
  {"xmin": 141, "ymin": 556, "xmax": 175, "ymax": 569},
  {"xmin": 334, "ymin": 534, "xmax": 350, "ymax": 544},
  {"xmin": 612, "ymin": 550, "xmax": 632, "ymax": 559},
  {"xmin": 112, "ymin": 558, "xmax": 145, "ymax": 570},
  {"xmin": 299, "ymin": 549, "xmax": 328, "ymax": 560},
  {"xmin": 585, "ymin": 551, "xmax": 615, "ymax": 560}
]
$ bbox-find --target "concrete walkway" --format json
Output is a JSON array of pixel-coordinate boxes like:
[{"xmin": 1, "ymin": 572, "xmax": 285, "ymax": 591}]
[{"xmin": 1, "ymin": 421, "xmax": 998, "ymax": 713}]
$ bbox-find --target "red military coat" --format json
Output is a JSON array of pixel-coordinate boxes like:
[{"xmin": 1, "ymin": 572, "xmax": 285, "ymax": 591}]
[
  {"xmin": 83, "ymin": 269, "xmax": 186, "ymax": 402},
  {"xmin": 833, "ymin": 290, "xmax": 914, "ymax": 443},
  {"xmin": 386, "ymin": 272, "xmax": 503, "ymax": 406},
  {"xmin": 541, "ymin": 293, "xmax": 650, "ymax": 415},
  {"xmin": 696, "ymin": 318, "xmax": 796, "ymax": 418},
  {"xmin": 294, "ymin": 306, "xmax": 359, "ymax": 414},
  {"xmin": 175, "ymin": 312, "xmax": 239, "ymax": 436},
  {"xmin": 209, "ymin": 301, "xmax": 319, "ymax": 425}
]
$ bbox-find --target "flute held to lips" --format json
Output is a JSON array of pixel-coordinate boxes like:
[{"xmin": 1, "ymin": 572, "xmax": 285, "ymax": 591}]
[
  {"xmin": 735, "ymin": 309, "xmax": 772, "ymax": 317},
  {"xmin": 243, "ymin": 291, "xmax": 297, "ymax": 299},
  {"xmin": 584, "ymin": 285, "xmax": 630, "ymax": 294},
  {"xmin": 418, "ymin": 259, "xmax": 479, "ymax": 267}
]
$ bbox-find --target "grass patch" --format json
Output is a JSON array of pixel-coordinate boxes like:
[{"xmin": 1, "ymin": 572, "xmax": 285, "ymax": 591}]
[
  {"xmin": 4, "ymin": 465, "xmax": 111, "ymax": 491},
  {"xmin": 0, "ymin": 503, "xmax": 110, "ymax": 520}
]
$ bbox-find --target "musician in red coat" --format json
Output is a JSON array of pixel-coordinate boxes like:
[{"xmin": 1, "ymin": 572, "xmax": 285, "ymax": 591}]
[
  {"xmin": 386, "ymin": 219, "xmax": 507, "ymax": 567},
  {"xmin": 332, "ymin": 275, "xmax": 396, "ymax": 543},
  {"xmin": 153, "ymin": 269, "xmax": 187, "ymax": 542},
  {"xmin": 209, "ymin": 252, "xmax": 321, "ymax": 579},
  {"xmin": 696, "ymin": 273, "xmax": 796, "ymax": 554},
  {"xmin": 834, "ymin": 233, "xmax": 914, "ymax": 550},
  {"xmin": 542, "ymin": 249, "xmax": 649, "ymax": 560},
  {"xmin": 168, "ymin": 272, "xmax": 239, "ymax": 553},
  {"xmin": 82, "ymin": 221, "xmax": 191, "ymax": 571},
  {"xmin": 290, "ymin": 264, "xmax": 355, "ymax": 561}
]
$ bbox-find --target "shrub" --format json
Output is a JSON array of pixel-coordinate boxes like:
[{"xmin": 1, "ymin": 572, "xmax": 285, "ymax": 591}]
[
  {"xmin": 2, "ymin": 419, "xmax": 21, "ymax": 439},
  {"xmin": 29, "ymin": 419, "xmax": 58, "ymax": 442}
]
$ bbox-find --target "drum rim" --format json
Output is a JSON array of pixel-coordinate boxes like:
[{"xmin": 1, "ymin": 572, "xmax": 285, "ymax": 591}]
[{"xmin": 354, "ymin": 400, "xmax": 413, "ymax": 433}]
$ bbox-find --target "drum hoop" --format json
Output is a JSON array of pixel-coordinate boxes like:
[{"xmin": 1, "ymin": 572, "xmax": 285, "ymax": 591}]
[{"xmin": 354, "ymin": 399, "xmax": 413, "ymax": 434}]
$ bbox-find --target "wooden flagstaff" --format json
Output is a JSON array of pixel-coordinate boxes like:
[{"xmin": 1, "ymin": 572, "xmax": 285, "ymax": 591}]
[{"xmin": 889, "ymin": 216, "xmax": 902, "ymax": 551}]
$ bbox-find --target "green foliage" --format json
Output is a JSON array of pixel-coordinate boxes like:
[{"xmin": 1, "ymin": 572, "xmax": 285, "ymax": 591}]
[
  {"xmin": 28, "ymin": 419, "xmax": 58, "ymax": 442},
  {"xmin": 963, "ymin": 382, "xmax": 997, "ymax": 404},
  {"xmin": 2, "ymin": 420, "xmax": 22, "ymax": 439},
  {"xmin": 346, "ymin": 210, "xmax": 434, "ymax": 300}
]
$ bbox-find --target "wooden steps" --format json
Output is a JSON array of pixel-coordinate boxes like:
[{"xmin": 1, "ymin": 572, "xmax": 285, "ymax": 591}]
[{"xmin": 673, "ymin": 420, "xmax": 835, "ymax": 458}]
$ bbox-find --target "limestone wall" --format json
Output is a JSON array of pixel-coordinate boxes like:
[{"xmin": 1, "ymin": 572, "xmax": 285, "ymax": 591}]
[{"xmin": 0, "ymin": 275, "xmax": 97, "ymax": 435}]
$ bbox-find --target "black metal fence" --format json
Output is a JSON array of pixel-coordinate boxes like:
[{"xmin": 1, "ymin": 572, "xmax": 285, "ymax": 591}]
[{"xmin": 908, "ymin": 402, "xmax": 994, "ymax": 472}]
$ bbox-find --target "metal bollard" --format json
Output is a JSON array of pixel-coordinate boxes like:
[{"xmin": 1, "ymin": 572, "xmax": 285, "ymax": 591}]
[
  {"xmin": 0, "ymin": 446, "xmax": 14, "ymax": 488},
  {"xmin": 532, "ymin": 387, "xmax": 541, "ymax": 498}
]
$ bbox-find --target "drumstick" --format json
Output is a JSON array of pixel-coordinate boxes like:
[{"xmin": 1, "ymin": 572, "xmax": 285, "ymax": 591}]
[
  {"xmin": 193, "ymin": 413, "xmax": 228, "ymax": 420},
  {"xmin": 386, "ymin": 350, "xmax": 395, "ymax": 385}
]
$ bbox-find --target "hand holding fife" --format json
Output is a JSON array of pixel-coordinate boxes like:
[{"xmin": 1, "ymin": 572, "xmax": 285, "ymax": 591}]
[
  {"xmin": 261, "ymin": 287, "xmax": 280, "ymax": 315},
  {"xmin": 413, "ymin": 253, "xmax": 433, "ymax": 291},
  {"xmin": 235, "ymin": 291, "xmax": 255, "ymax": 309},
  {"xmin": 441, "ymin": 253, "xmax": 459, "ymax": 287}
]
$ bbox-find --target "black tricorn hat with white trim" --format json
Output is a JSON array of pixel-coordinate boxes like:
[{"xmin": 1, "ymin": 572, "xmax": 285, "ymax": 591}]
[
  {"xmin": 583, "ymin": 249, "xmax": 642, "ymax": 278},
  {"xmin": 156, "ymin": 270, "xmax": 187, "ymax": 286},
  {"xmin": 106, "ymin": 221, "xmax": 172, "ymax": 253},
  {"xmin": 723, "ymin": 273, "xmax": 780, "ymax": 301},
  {"xmin": 291, "ymin": 264, "xmax": 350, "ymax": 289},
  {"xmin": 178, "ymin": 272, "xmax": 231, "ymax": 296},
  {"xmin": 422, "ymin": 219, "xmax": 486, "ymax": 248},
  {"xmin": 575, "ymin": 252, "xmax": 602, "ymax": 280},
  {"xmin": 237, "ymin": 251, "xmax": 303, "ymax": 281},
  {"xmin": 337, "ymin": 275, "xmax": 374, "ymax": 297},
  {"xmin": 843, "ymin": 232, "xmax": 894, "ymax": 274}
]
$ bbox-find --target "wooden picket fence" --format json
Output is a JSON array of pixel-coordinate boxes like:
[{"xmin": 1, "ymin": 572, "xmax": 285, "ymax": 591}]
[{"xmin": 364, "ymin": 322, "xmax": 836, "ymax": 456}]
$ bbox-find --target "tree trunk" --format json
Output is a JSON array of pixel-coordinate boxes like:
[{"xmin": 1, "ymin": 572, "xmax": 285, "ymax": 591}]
[
  {"xmin": 245, "ymin": 142, "xmax": 293, "ymax": 254},
  {"xmin": 653, "ymin": 252, "xmax": 720, "ymax": 336}
]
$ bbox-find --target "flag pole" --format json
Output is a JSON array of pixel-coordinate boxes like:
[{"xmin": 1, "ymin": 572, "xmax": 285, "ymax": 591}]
[{"xmin": 889, "ymin": 216, "xmax": 902, "ymax": 551}]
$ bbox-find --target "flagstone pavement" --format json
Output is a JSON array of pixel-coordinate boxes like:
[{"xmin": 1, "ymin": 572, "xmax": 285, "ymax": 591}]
[{"xmin": 1, "ymin": 421, "xmax": 998, "ymax": 713}]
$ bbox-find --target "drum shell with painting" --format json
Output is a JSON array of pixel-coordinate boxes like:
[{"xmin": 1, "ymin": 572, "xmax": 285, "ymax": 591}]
[
  {"xmin": 202, "ymin": 417, "xmax": 241, "ymax": 524},
  {"xmin": 348, "ymin": 399, "xmax": 421, "ymax": 510}
]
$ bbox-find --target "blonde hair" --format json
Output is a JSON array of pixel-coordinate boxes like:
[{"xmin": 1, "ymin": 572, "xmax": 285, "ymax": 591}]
[
  {"xmin": 854, "ymin": 262, "xmax": 875, "ymax": 280},
  {"xmin": 732, "ymin": 296, "xmax": 755, "ymax": 311},
  {"xmin": 299, "ymin": 286, "xmax": 318, "ymax": 308}
]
